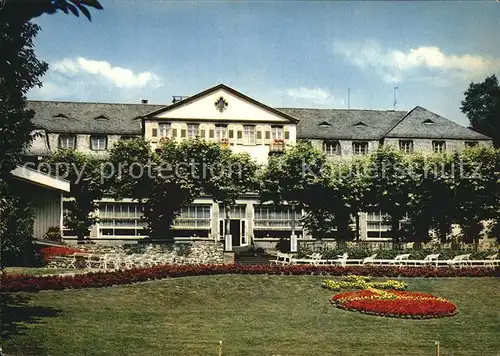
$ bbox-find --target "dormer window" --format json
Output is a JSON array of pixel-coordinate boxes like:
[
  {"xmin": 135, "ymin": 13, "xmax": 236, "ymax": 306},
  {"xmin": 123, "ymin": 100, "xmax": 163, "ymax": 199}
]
[
  {"xmin": 91, "ymin": 135, "xmax": 107, "ymax": 151},
  {"xmin": 159, "ymin": 123, "xmax": 170, "ymax": 138},
  {"xmin": 423, "ymin": 119, "xmax": 435, "ymax": 125},
  {"xmin": 323, "ymin": 140, "xmax": 341, "ymax": 156},
  {"xmin": 58, "ymin": 134, "xmax": 76, "ymax": 149}
]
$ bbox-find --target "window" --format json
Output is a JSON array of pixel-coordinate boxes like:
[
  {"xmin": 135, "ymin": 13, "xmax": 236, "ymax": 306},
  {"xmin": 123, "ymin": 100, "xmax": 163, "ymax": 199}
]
[
  {"xmin": 271, "ymin": 126, "xmax": 284, "ymax": 140},
  {"xmin": 171, "ymin": 128, "xmax": 177, "ymax": 137},
  {"xmin": 432, "ymin": 140, "xmax": 446, "ymax": 153},
  {"xmin": 215, "ymin": 125, "xmax": 228, "ymax": 140},
  {"xmin": 180, "ymin": 129, "xmax": 186, "ymax": 138},
  {"xmin": 209, "ymin": 129, "xmax": 214, "ymax": 138},
  {"xmin": 265, "ymin": 131, "xmax": 270, "ymax": 140},
  {"xmin": 323, "ymin": 140, "xmax": 341, "ymax": 156},
  {"xmin": 152, "ymin": 128, "xmax": 158, "ymax": 138},
  {"xmin": 254, "ymin": 205, "xmax": 301, "ymax": 230},
  {"xmin": 366, "ymin": 210, "xmax": 392, "ymax": 239},
  {"xmin": 187, "ymin": 124, "xmax": 199, "ymax": 138},
  {"xmin": 257, "ymin": 131, "xmax": 262, "ymax": 140},
  {"xmin": 465, "ymin": 141, "xmax": 478, "ymax": 148},
  {"xmin": 284, "ymin": 130, "xmax": 290, "ymax": 140},
  {"xmin": 91, "ymin": 136, "xmax": 107, "ymax": 151},
  {"xmin": 352, "ymin": 141, "xmax": 368, "ymax": 155},
  {"xmin": 173, "ymin": 204, "xmax": 211, "ymax": 229},
  {"xmin": 228, "ymin": 130, "xmax": 234, "ymax": 139},
  {"xmin": 399, "ymin": 140, "xmax": 414, "ymax": 154},
  {"xmin": 98, "ymin": 202, "xmax": 146, "ymax": 237},
  {"xmin": 243, "ymin": 126, "xmax": 256, "ymax": 145},
  {"xmin": 159, "ymin": 123, "xmax": 170, "ymax": 137},
  {"xmin": 58, "ymin": 135, "xmax": 76, "ymax": 149},
  {"xmin": 237, "ymin": 130, "xmax": 243, "ymax": 140}
]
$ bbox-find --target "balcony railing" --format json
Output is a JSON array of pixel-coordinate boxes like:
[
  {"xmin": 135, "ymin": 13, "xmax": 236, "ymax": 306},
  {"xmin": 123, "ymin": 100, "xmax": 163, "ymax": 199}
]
[{"xmin": 269, "ymin": 139, "xmax": 285, "ymax": 155}]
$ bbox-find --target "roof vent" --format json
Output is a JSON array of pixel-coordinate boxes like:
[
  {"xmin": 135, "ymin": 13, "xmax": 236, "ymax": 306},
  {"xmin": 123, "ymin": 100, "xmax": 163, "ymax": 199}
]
[
  {"xmin": 94, "ymin": 115, "xmax": 109, "ymax": 121},
  {"xmin": 172, "ymin": 96, "xmax": 189, "ymax": 103},
  {"xmin": 318, "ymin": 121, "xmax": 331, "ymax": 127},
  {"xmin": 141, "ymin": 99, "xmax": 148, "ymax": 104},
  {"xmin": 354, "ymin": 121, "xmax": 367, "ymax": 127},
  {"xmin": 53, "ymin": 113, "xmax": 68, "ymax": 119},
  {"xmin": 423, "ymin": 119, "xmax": 435, "ymax": 125}
]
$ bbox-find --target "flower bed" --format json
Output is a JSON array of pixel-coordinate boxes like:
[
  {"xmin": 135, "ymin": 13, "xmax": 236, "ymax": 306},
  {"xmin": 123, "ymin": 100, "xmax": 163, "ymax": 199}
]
[
  {"xmin": 331, "ymin": 288, "xmax": 458, "ymax": 319},
  {"xmin": 39, "ymin": 246, "xmax": 85, "ymax": 264},
  {"xmin": 1, "ymin": 264, "xmax": 498, "ymax": 293},
  {"xmin": 322, "ymin": 275, "xmax": 407, "ymax": 291}
]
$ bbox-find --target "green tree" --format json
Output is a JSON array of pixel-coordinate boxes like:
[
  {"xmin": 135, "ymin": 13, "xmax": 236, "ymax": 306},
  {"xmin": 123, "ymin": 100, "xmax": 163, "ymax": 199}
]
[
  {"xmin": 44, "ymin": 150, "xmax": 104, "ymax": 243},
  {"xmin": 260, "ymin": 141, "xmax": 331, "ymax": 244},
  {"xmin": 108, "ymin": 138, "xmax": 258, "ymax": 241},
  {"xmin": 461, "ymin": 75, "xmax": 500, "ymax": 148}
]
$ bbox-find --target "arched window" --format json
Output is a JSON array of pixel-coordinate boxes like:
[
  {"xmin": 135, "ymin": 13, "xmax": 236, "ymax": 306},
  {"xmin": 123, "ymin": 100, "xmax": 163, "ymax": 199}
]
[{"xmin": 322, "ymin": 140, "xmax": 341, "ymax": 156}]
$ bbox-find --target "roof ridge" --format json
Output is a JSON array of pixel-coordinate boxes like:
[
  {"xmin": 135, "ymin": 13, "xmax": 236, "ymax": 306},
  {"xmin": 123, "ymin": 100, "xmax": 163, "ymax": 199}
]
[
  {"xmin": 279, "ymin": 107, "xmax": 407, "ymax": 112},
  {"xmin": 27, "ymin": 99, "xmax": 168, "ymax": 106}
]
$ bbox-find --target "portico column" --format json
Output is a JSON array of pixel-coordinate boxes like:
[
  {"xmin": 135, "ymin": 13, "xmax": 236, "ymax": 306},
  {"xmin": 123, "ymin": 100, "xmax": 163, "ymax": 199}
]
[{"xmin": 290, "ymin": 203, "xmax": 297, "ymax": 252}]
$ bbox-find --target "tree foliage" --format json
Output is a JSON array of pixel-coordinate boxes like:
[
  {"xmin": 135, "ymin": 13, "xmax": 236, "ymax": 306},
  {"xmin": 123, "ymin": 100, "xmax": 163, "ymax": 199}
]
[
  {"xmin": 43, "ymin": 150, "xmax": 104, "ymax": 242},
  {"xmin": 461, "ymin": 75, "xmax": 500, "ymax": 148},
  {"xmin": 2, "ymin": 0, "xmax": 103, "ymax": 23},
  {"xmin": 108, "ymin": 138, "xmax": 258, "ymax": 240}
]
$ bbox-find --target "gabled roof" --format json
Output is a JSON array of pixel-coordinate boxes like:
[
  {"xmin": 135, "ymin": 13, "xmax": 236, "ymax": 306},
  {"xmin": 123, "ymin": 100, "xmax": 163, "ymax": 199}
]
[
  {"xmin": 27, "ymin": 101, "xmax": 166, "ymax": 135},
  {"xmin": 280, "ymin": 108, "xmax": 406, "ymax": 140},
  {"xmin": 384, "ymin": 106, "xmax": 491, "ymax": 140},
  {"xmin": 140, "ymin": 83, "xmax": 299, "ymax": 123}
]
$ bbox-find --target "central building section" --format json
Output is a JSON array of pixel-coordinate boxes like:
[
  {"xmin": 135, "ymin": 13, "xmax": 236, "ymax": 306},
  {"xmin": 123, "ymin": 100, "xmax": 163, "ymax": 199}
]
[{"xmin": 140, "ymin": 84, "xmax": 302, "ymax": 249}]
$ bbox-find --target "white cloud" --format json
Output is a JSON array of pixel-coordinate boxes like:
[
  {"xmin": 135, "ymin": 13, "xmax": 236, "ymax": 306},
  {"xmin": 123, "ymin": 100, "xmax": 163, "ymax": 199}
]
[
  {"xmin": 333, "ymin": 40, "xmax": 500, "ymax": 84},
  {"xmin": 52, "ymin": 57, "xmax": 162, "ymax": 89},
  {"xmin": 286, "ymin": 87, "xmax": 333, "ymax": 104}
]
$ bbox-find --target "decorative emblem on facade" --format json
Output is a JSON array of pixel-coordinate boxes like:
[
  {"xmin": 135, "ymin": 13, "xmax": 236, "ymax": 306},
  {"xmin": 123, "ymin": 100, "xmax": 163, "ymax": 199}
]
[{"xmin": 214, "ymin": 96, "xmax": 228, "ymax": 113}]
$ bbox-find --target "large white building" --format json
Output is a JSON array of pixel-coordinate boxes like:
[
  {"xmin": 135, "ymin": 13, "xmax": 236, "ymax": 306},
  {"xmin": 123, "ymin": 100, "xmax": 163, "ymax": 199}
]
[{"xmin": 24, "ymin": 84, "xmax": 492, "ymax": 248}]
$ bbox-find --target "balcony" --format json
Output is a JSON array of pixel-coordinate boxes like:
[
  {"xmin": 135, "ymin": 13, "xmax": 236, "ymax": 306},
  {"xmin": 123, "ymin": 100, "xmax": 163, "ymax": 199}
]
[
  {"xmin": 269, "ymin": 139, "xmax": 285, "ymax": 156},
  {"xmin": 218, "ymin": 138, "xmax": 230, "ymax": 149}
]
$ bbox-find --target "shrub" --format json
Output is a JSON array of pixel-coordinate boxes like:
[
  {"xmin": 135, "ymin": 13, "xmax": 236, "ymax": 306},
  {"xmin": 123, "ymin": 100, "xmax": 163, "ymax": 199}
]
[{"xmin": 43, "ymin": 226, "xmax": 62, "ymax": 243}]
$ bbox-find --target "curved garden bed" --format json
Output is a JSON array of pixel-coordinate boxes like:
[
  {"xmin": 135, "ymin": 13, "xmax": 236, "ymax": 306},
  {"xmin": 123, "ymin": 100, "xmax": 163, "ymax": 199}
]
[
  {"xmin": 331, "ymin": 288, "xmax": 458, "ymax": 319},
  {"xmin": 1, "ymin": 264, "xmax": 498, "ymax": 293}
]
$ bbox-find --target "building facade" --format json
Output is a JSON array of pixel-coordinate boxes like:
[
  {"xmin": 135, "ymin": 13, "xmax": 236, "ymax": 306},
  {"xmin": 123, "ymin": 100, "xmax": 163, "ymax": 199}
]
[{"xmin": 25, "ymin": 84, "xmax": 492, "ymax": 247}]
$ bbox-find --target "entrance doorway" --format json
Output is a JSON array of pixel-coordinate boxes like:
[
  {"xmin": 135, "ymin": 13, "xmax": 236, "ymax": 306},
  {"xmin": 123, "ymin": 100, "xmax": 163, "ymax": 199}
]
[{"xmin": 219, "ymin": 219, "xmax": 247, "ymax": 247}]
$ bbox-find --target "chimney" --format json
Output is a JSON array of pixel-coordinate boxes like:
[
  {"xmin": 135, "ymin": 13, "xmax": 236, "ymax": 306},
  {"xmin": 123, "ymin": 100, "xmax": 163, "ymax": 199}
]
[{"xmin": 141, "ymin": 99, "xmax": 148, "ymax": 104}]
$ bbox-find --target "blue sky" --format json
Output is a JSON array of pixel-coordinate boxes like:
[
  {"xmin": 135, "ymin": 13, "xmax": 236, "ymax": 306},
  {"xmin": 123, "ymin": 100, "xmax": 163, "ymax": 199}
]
[{"xmin": 28, "ymin": 0, "xmax": 500, "ymax": 126}]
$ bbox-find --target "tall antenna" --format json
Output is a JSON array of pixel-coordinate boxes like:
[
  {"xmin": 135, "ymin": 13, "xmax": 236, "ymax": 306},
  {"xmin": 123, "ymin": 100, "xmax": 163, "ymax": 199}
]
[
  {"xmin": 348, "ymin": 88, "xmax": 350, "ymax": 110},
  {"xmin": 393, "ymin": 86, "xmax": 399, "ymax": 110}
]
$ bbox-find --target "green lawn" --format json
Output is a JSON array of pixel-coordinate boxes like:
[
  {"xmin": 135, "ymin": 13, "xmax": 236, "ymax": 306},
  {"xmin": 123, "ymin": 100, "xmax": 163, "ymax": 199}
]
[
  {"xmin": 2, "ymin": 276, "xmax": 499, "ymax": 356},
  {"xmin": 3, "ymin": 267, "xmax": 85, "ymax": 276}
]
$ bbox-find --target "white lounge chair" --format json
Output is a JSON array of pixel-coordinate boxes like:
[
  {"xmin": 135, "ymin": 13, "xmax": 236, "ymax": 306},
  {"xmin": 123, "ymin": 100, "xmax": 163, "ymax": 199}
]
[
  {"xmin": 329, "ymin": 253, "xmax": 349, "ymax": 266},
  {"xmin": 416, "ymin": 253, "xmax": 440, "ymax": 267},
  {"xmin": 389, "ymin": 254, "xmax": 412, "ymax": 266},
  {"xmin": 291, "ymin": 253, "xmax": 323, "ymax": 266},
  {"xmin": 446, "ymin": 254, "xmax": 471, "ymax": 268},
  {"xmin": 362, "ymin": 254, "xmax": 377, "ymax": 265},
  {"xmin": 270, "ymin": 252, "xmax": 292, "ymax": 266}
]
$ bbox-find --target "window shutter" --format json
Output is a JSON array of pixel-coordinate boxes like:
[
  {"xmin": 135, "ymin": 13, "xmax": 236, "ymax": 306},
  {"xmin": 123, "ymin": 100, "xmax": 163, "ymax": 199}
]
[
  {"xmin": 152, "ymin": 128, "xmax": 158, "ymax": 137},
  {"xmin": 172, "ymin": 128, "xmax": 177, "ymax": 137},
  {"xmin": 237, "ymin": 131, "xmax": 243, "ymax": 139},
  {"xmin": 209, "ymin": 129, "xmax": 214, "ymax": 138},
  {"xmin": 181, "ymin": 129, "xmax": 186, "ymax": 138},
  {"xmin": 229, "ymin": 130, "xmax": 234, "ymax": 139}
]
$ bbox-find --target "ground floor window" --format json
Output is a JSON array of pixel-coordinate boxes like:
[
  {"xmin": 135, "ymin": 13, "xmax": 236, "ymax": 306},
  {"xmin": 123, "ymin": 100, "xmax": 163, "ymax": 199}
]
[
  {"xmin": 173, "ymin": 204, "xmax": 211, "ymax": 229},
  {"xmin": 98, "ymin": 202, "xmax": 146, "ymax": 237},
  {"xmin": 254, "ymin": 205, "xmax": 302, "ymax": 238}
]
